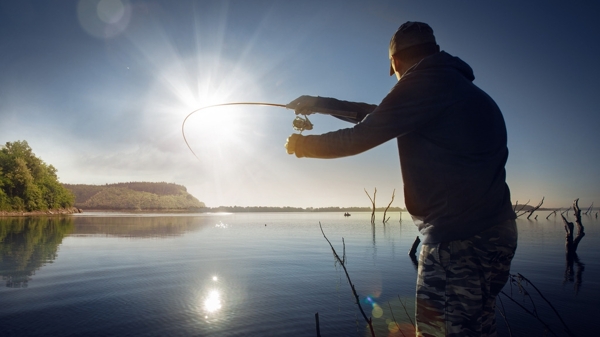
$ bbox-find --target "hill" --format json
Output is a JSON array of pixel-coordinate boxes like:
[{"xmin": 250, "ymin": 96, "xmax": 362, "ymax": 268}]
[{"xmin": 63, "ymin": 182, "xmax": 205, "ymax": 211}]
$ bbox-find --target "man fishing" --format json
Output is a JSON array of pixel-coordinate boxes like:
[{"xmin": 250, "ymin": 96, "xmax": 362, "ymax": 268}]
[{"xmin": 285, "ymin": 21, "xmax": 517, "ymax": 336}]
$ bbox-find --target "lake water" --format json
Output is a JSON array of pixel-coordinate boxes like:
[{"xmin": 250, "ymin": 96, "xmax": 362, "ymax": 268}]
[{"xmin": 1, "ymin": 211, "xmax": 598, "ymax": 336}]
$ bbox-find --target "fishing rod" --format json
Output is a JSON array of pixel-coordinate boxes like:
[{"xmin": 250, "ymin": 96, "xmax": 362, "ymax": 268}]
[{"xmin": 182, "ymin": 102, "xmax": 357, "ymax": 160}]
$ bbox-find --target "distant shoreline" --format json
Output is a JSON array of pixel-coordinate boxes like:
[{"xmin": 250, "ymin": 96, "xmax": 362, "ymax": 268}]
[{"xmin": 2, "ymin": 206, "xmax": 581, "ymax": 218}]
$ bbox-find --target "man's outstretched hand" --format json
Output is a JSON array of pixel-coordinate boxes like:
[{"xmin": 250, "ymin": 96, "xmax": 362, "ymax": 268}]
[{"xmin": 287, "ymin": 95, "xmax": 319, "ymax": 115}]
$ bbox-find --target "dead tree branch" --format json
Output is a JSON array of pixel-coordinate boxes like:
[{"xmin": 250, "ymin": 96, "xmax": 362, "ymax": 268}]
[
  {"xmin": 526, "ymin": 197, "xmax": 544, "ymax": 219},
  {"xmin": 387, "ymin": 302, "xmax": 408, "ymax": 337},
  {"xmin": 562, "ymin": 199, "xmax": 585, "ymax": 255},
  {"xmin": 497, "ymin": 295, "xmax": 513, "ymax": 337},
  {"xmin": 364, "ymin": 188, "xmax": 376, "ymax": 224},
  {"xmin": 583, "ymin": 202, "xmax": 594, "ymax": 215},
  {"xmin": 383, "ymin": 189, "xmax": 395, "ymax": 223},
  {"xmin": 504, "ymin": 274, "xmax": 576, "ymax": 336},
  {"xmin": 514, "ymin": 199, "xmax": 530, "ymax": 215},
  {"xmin": 515, "ymin": 197, "xmax": 544, "ymax": 218},
  {"xmin": 398, "ymin": 295, "xmax": 415, "ymax": 328},
  {"xmin": 499, "ymin": 291, "xmax": 559, "ymax": 337},
  {"xmin": 546, "ymin": 209, "xmax": 558, "ymax": 220},
  {"xmin": 562, "ymin": 199, "xmax": 586, "ymax": 294},
  {"xmin": 319, "ymin": 222, "xmax": 376, "ymax": 337}
]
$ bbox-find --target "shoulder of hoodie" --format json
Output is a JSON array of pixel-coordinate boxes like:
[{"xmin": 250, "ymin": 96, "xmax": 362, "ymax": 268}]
[{"xmin": 403, "ymin": 51, "xmax": 474, "ymax": 80}]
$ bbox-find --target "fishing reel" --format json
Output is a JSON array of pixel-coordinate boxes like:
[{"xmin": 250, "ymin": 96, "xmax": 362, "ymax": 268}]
[{"xmin": 292, "ymin": 115, "xmax": 313, "ymax": 133}]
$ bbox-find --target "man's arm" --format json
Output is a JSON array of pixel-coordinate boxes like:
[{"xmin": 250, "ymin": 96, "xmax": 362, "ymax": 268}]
[{"xmin": 287, "ymin": 95, "xmax": 377, "ymax": 124}]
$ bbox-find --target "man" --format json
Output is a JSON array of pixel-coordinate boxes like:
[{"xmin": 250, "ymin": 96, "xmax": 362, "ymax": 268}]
[{"xmin": 285, "ymin": 22, "xmax": 517, "ymax": 336}]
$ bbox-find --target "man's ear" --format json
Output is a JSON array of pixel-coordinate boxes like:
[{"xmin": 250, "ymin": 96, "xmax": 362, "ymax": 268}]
[{"xmin": 391, "ymin": 54, "xmax": 404, "ymax": 76}]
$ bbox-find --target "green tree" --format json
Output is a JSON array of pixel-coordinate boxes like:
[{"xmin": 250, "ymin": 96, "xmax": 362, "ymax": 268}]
[{"xmin": 0, "ymin": 140, "xmax": 74, "ymax": 212}]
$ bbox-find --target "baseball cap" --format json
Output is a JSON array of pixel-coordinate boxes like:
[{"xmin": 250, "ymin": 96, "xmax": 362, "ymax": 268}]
[{"xmin": 389, "ymin": 21, "xmax": 437, "ymax": 75}]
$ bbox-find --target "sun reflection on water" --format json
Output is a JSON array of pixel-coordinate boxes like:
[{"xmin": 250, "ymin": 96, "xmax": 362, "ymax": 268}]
[
  {"xmin": 203, "ymin": 290, "xmax": 222, "ymax": 313},
  {"xmin": 201, "ymin": 275, "xmax": 224, "ymax": 319}
]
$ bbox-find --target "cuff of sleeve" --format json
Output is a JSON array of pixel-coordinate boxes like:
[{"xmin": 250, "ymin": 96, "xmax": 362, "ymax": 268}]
[{"xmin": 294, "ymin": 135, "xmax": 306, "ymax": 158}]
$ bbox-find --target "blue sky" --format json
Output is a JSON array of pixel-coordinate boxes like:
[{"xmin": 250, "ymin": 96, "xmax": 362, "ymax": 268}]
[{"xmin": 1, "ymin": 1, "xmax": 598, "ymax": 209}]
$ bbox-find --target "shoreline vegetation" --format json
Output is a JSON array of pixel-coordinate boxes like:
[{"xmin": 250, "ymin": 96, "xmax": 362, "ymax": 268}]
[
  {"xmin": 1, "ymin": 141, "xmax": 75, "ymax": 214},
  {"xmin": 0, "ymin": 207, "xmax": 82, "ymax": 217}
]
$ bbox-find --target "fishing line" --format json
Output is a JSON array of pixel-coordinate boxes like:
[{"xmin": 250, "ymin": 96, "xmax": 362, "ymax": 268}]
[
  {"xmin": 182, "ymin": 102, "xmax": 288, "ymax": 161},
  {"xmin": 182, "ymin": 102, "xmax": 357, "ymax": 161}
]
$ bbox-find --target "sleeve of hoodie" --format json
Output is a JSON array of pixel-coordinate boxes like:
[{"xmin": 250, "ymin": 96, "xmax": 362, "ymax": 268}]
[
  {"xmin": 294, "ymin": 69, "xmax": 461, "ymax": 159},
  {"xmin": 309, "ymin": 96, "xmax": 377, "ymax": 124}
]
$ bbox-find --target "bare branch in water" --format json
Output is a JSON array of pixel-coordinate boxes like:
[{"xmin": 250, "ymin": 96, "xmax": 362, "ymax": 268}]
[
  {"xmin": 546, "ymin": 209, "xmax": 558, "ymax": 220},
  {"xmin": 497, "ymin": 295, "xmax": 513, "ymax": 337},
  {"xmin": 514, "ymin": 199, "xmax": 530, "ymax": 216},
  {"xmin": 499, "ymin": 291, "xmax": 559, "ymax": 337},
  {"xmin": 383, "ymin": 189, "xmax": 395, "ymax": 223},
  {"xmin": 398, "ymin": 295, "xmax": 415, "ymax": 328},
  {"xmin": 504, "ymin": 273, "xmax": 576, "ymax": 336},
  {"xmin": 563, "ymin": 199, "xmax": 585, "ymax": 255},
  {"xmin": 526, "ymin": 197, "xmax": 544, "ymax": 219},
  {"xmin": 319, "ymin": 222, "xmax": 376, "ymax": 337},
  {"xmin": 583, "ymin": 202, "xmax": 594, "ymax": 215},
  {"xmin": 387, "ymin": 302, "xmax": 407, "ymax": 337},
  {"xmin": 515, "ymin": 198, "xmax": 544, "ymax": 218},
  {"xmin": 364, "ymin": 188, "xmax": 377, "ymax": 224}
]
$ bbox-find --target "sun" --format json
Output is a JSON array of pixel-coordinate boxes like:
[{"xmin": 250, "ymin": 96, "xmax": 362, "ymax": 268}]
[{"xmin": 184, "ymin": 104, "xmax": 244, "ymax": 144}]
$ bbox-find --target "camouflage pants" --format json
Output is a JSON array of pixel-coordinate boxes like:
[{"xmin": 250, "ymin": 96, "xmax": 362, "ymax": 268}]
[{"xmin": 416, "ymin": 219, "xmax": 518, "ymax": 337}]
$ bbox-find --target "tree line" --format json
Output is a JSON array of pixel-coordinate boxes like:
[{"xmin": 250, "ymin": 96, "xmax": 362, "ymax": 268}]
[
  {"xmin": 206, "ymin": 206, "xmax": 406, "ymax": 213},
  {"xmin": 0, "ymin": 141, "xmax": 74, "ymax": 212}
]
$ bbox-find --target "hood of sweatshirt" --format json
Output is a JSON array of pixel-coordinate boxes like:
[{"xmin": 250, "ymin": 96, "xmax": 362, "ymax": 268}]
[{"xmin": 407, "ymin": 51, "xmax": 475, "ymax": 82}]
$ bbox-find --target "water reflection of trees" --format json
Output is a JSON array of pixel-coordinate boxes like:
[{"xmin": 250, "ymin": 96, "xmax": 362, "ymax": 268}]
[
  {"xmin": 0, "ymin": 217, "xmax": 74, "ymax": 288},
  {"xmin": 72, "ymin": 216, "xmax": 213, "ymax": 238}
]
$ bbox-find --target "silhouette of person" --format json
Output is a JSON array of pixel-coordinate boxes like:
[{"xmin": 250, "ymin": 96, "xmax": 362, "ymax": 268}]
[{"xmin": 285, "ymin": 21, "xmax": 517, "ymax": 336}]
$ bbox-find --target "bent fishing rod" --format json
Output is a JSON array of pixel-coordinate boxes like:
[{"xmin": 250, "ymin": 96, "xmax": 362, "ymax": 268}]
[{"xmin": 182, "ymin": 102, "xmax": 356, "ymax": 161}]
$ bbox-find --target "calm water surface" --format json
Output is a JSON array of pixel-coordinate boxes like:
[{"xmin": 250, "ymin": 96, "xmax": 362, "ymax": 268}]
[{"xmin": 1, "ymin": 211, "xmax": 598, "ymax": 336}]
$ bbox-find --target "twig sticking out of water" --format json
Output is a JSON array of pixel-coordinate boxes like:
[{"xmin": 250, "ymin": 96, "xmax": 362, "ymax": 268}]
[
  {"xmin": 387, "ymin": 302, "xmax": 407, "ymax": 337},
  {"xmin": 546, "ymin": 209, "xmax": 558, "ymax": 220},
  {"xmin": 497, "ymin": 294, "xmax": 513, "ymax": 337},
  {"xmin": 513, "ymin": 199, "xmax": 530, "ymax": 214},
  {"xmin": 515, "ymin": 197, "xmax": 544, "ymax": 218},
  {"xmin": 364, "ymin": 188, "xmax": 376, "ymax": 224},
  {"xmin": 563, "ymin": 199, "xmax": 585, "ymax": 255},
  {"xmin": 397, "ymin": 295, "xmax": 415, "ymax": 328},
  {"xmin": 499, "ymin": 290, "xmax": 558, "ymax": 337},
  {"xmin": 319, "ymin": 222, "xmax": 376, "ymax": 337},
  {"xmin": 315, "ymin": 312, "xmax": 321, "ymax": 337},
  {"xmin": 502, "ymin": 273, "xmax": 576, "ymax": 337},
  {"xmin": 383, "ymin": 189, "xmax": 395, "ymax": 223},
  {"xmin": 583, "ymin": 202, "xmax": 593, "ymax": 215}
]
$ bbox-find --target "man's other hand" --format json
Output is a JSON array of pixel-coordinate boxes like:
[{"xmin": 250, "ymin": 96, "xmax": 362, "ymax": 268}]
[
  {"xmin": 287, "ymin": 95, "xmax": 319, "ymax": 115},
  {"xmin": 285, "ymin": 133, "xmax": 300, "ymax": 155}
]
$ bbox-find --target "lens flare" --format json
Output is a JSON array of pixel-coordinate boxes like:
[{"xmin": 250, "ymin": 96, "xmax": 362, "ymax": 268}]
[
  {"xmin": 372, "ymin": 304, "xmax": 383, "ymax": 318},
  {"xmin": 77, "ymin": 0, "xmax": 131, "ymax": 39},
  {"xmin": 97, "ymin": 0, "xmax": 125, "ymax": 24}
]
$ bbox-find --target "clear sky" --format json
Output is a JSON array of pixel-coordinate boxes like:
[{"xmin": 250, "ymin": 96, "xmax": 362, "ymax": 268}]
[{"xmin": 1, "ymin": 1, "xmax": 599, "ymax": 209}]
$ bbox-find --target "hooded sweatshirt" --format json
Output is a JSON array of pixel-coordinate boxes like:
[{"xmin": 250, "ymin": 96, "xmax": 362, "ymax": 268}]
[{"xmin": 293, "ymin": 51, "xmax": 516, "ymax": 243}]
